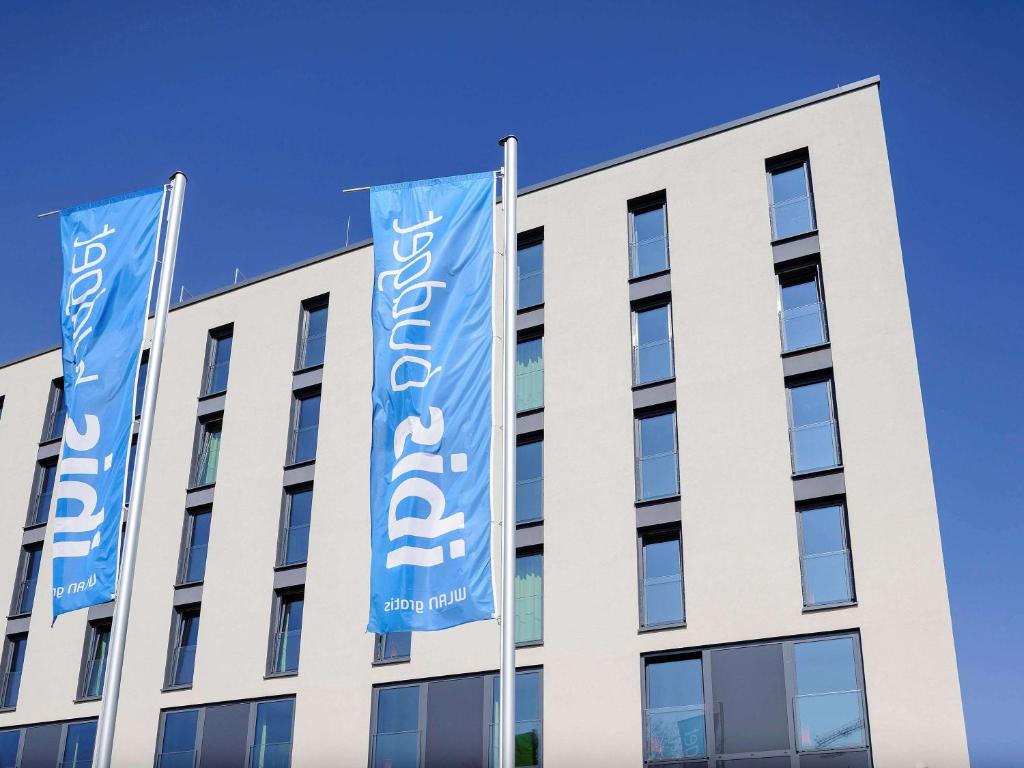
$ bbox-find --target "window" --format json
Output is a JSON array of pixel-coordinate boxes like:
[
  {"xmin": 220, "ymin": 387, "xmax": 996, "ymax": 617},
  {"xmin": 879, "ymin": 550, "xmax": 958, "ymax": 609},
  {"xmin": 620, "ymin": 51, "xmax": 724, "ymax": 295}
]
[
  {"xmin": 42, "ymin": 379, "xmax": 66, "ymax": 441},
  {"xmin": 779, "ymin": 264, "xmax": 828, "ymax": 352},
  {"xmin": 635, "ymin": 411, "xmax": 680, "ymax": 501},
  {"xmin": 135, "ymin": 351, "xmax": 149, "ymax": 418},
  {"xmin": 516, "ymin": 439, "xmax": 543, "ymax": 524},
  {"xmin": 794, "ymin": 637, "xmax": 867, "ymax": 752},
  {"xmin": 515, "ymin": 551, "xmax": 543, "ymax": 646},
  {"xmin": 629, "ymin": 196, "xmax": 669, "ymax": 278},
  {"xmin": 190, "ymin": 418, "xmax": 222, "ymax": 487},
  {"xmin": 374, "ymin": 632, "xmax": 411, "ymax": 664},
  {"xmin": 640, "ymin": 529, "xmax": 684, "ymax": 628},
  {"xmin": 157, "ymin": 709, "xmax": 200, "ymax": 768},
  {"xmin": 279, "ymin": 487, "xmax": 312, "ymax": 566},
  {"xmin": 372, "ymin": 685, "xmax": 420, "ymax": 768},
  {"xmin": 799, "ymin": 503, "xmax": 855, "ymax": 607},
  {"xmin": 787, "ymin": 378, "xmax": 841, "ymax": 474},
  {"xmin": 28, "ymin": 460, "xmax": 57, "ymax": 526},
  {"xmin": 202, "ymin": 327, "xmax": 233, "ymax": 396},
  {"xmin": 0, "ymin": 729, "xmax": 19, "ymax": 768},
  {"xmin": 10, "ymin": 545, "xmax": 41, "ymax": 617},
  {"xmin": 644, "ymin": 657, "xmax": 706, "ymax": 761},
  {"xmin": 288, "ymin": 391, "xmax": 321, "ymax": 464},
  {"xmin": 250, "ymin": 698, "xmax": 295, "ymax": 767},
  {"xmin": 297, "ymin": 297, "xmax": 329, "ymax": 369},
  {"xmin": 0, "ymin": 635, "xmax": 26, "ymax": 709},
  {"xmin": 78, "ymin": 621, "xmax": 111, "ymax": 701},
  {"xmin": 632, "ymin": 302, "xmax": 674, "ymax": 386},
  {"xmin": 516, "ymin": 338, "xmax": 543, "ymax": 413},
  {"xmin": 517, "ymin": 236, "xmax": 543, "ymax": 310},
  {"xmin": 125, "ymin": 438, "xmax": 138, "ymax": 504},
  {"xmin": 768, "ymin": 157, "xmax": 816, "ymax": 240},
  {"xmin": 167, "ymin": 607, "xmax": 200, "ymax": 688},
  {"xmin": 61, "ymin": 721, "xmax": 97, "ymax": 768},
  {"xmin": 489, "ymin": 670, "xmax": 542, "ymax": 768},
  {"xmin": 270, "ymin": 590, "xmax": 304, "ymax": 675},
  {"xmin": 178, "ymin": 507, "xmax": 211, "ymax": 585}
]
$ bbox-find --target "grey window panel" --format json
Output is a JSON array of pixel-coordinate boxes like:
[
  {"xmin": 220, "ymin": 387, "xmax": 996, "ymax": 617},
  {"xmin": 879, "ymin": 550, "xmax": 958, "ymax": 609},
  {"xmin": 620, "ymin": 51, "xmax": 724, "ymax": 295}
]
[
  {"xmin": 5, "ymin": 617, "xmax": 30, "ymax": 635},
  {"xmin": 629, "ymin": 272, "xmax": 673, "ymax": 303},
  {"xmin": 782, "ymin": 348, "xmax": 833, "ymax": 378},
  {"xmin": 517, "ymin": 411, "xmax": 543, "ymax": 435},
  {"xmin": 173, "ymin": 585, "xmax": 204, "ymax": 607},
  {"xmin": 291, "ymin": 367, "xmax": 323, "ymax": 392},
  {"xmin": 711, "ymin": 644, "xmax": 790, "ymax": 754},
  {"xmin": 87, "ymin": 601, "xmax": 114, "ymax": 622},
  {"xmin": 282, "ymin": 463, "xmax": 316, "ymax": 487},
  {"xmin": 515, "ymin": 524, "xmax": 544, "ymax": 548},
  {"xmin": 792, "ymin": 470, "xmax": 846, "ymax": 503},
  {"xmin": 633, "ymin": 381, "xmax": 676, "ymax": 410},
  {"xmin": 185, "ymin": 486, "xmax": 216, "ymax": 509},
  {"xmin": 35, "ymin": 441, "xmax": 61, "ymax": 462},
  {"xmin": 636, "ymin": 499, "xmax": 681, "ymax": 529},
  {"xmin": 196, "ymin": 393, "xmax": 227, "ymax": 419},
  {"xmin": 21, "ymin": 526, "xmax": 46, "ymax": 547},
  {"xmin": 19, "ymin": 723, "xmax": 61, "ymax": 768},
  {"xmin": 799, "ymin": 750, "xmax": 871, "ymax": 768},
  {"xmin": 199, "ymin": 702, "xmax": 250, "ymax": 767},
  {"xmin": 274, "ymin": 566, "xmax": 307, "ymax": 590},
  {"xmin": 773, "ymin": 233, "xmax": 821, "ymax": 266},
  {"xmin": 516, "ymin": 307, "xmax": 544, "ymax": 333},
  {"xmin": 424, "ymin": 676, "xmax": 485, "ymax": 768},
  {"xmin": 723, "ymin": 757, "xmax": 791, "ymax": 768}
]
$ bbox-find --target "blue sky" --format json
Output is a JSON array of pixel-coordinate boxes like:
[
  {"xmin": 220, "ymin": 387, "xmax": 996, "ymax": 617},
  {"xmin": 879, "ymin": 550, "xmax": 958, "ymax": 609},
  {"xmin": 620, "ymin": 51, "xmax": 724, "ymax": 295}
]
[{"xmin": 1, "ymin": 1, "xmax": 1021, "ymax": 762}]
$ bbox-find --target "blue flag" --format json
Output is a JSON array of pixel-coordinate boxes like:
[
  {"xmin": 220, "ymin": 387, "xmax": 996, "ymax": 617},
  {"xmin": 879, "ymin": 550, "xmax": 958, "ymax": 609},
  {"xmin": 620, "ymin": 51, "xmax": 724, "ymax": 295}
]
[
  {"xmin": 368, "ymin": 172, "xmax": 495, "ymax": 632},
  {"xmin": 53, "ymin": 187, "xmax": 164, "ymax": 619}
]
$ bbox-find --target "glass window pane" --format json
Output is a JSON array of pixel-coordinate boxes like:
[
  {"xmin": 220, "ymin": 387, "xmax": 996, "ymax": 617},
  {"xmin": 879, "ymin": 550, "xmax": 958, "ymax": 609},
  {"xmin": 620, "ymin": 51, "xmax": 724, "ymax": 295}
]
[
  {"xmin": 795, "ymin": 637, "xmax": 858, "ymax": 695},
  {"xmin": 791, "ymin": 424, "xmax": 839, "ymax": 473},
  {"xmin": 2, "ymin": 637, "xmax": 26, "ymax": 708},
  {"xmin": 771, "ymin": 165, "xmax": 808, "ymax": 203},
  {"xmin": 160, "ymin": 709, "xmax": 199, "ymax": 768},
  {"xmin": 516, "ymin": 339, "xmax": 543, "ymax": 413},
  {"xmin": 284, "ymin": 489, "xmax": 312, "ymax": 565},
  {"xmin": 789, "ymin": 382, "xmax": 832, "ymax": 427},
  {"xmin": 135, "ymin": 357, "xmax": 149, "ymax": 417},
  {"xmin": 637, "ymin": 412, "xmax": 678, "ymax": 500},
  {"xmin": 302, "ymin": 305, "xmax": 329, "ymax": 368},
  {"xmin": 631, "ymin": 205, "xmax": 668, "ymax": 277},
  {"xmin": 252, "ymin": 699, "xmax": 294, "ymax": 768},
  {"xmin": 34, "ymin": 462, "xmax": 57, "ymax": 525},
  {"xmin": 18, "ymin": 547, "xmax": 41, "ymax": 614},
  {"xmin": 491, "ymin": 671, "xmax": 542, "ymax": 768},
  {"xmin": 515, "ymin": 441, "xmax": 543, "ymax": 523},
  {"xmin": 645, "ymin": 658, "xmax": 706, "ymax": 760},
  {"xmin": 517, "ymin": 242, "xmax": 543, "ymax": 310},
  {"xmin": 276, "ymin": 596, "xmax": 303, "ymax": 673},
  {"xmin": 125, "ymin": 440, "xmax": 138, "ymax": 503},
  {"xmin": 643, "ymin": 536, "xmax": 683, "ymax": 626},
  {"xmin": 196, "ymin": 422, "xmax": 222, "ymax": 486},
  {"xmin": 380, "ymin": 632, "xmax": 411, "ymax": 661},
  {"xmin": 803, "ymin": 552, "xmax": 854, "ymax": 606},
  {"xmin": 62, "ymin": 721, "xmax": 96, "ymax": 767},
  {"xmin": 174, "ymin": 613, "xmax": 199, "ymax": 686},
  {"xmin": 801, "ymin": 506, "xmax": 844, "ymax": 554},
  {"xmin": 292, "ymin": 394, "xmax": 321, "ymax": 463},
  {"xmin": 634, "ymin": 205, "xmax": 666, "ymax": 243},
  {"xmin": 185, "ymin": 510, "xmax": 211, "ymax": 583},
  {"xmin": 208, "ymin": 335, "xmax": 232, "ymax": 393},
  {"xmin": 375, "ymin": 686, "xmax": 420, "ymax": 768},
  {"xmin": 711, "ymin": 643, "xmax": 790, "ymax": 753},
  {"xmin": 639, "ymin": 412, "xmax": 676, "ymax": 457},
  {"xmin": 796, "ymin": 692, "xmax": 867, "ymax": 751},
  {"xmin": 0, "ymin": 731, "xmax": 20, "ymax": 768},
  {"xmin": 48, "ymin": 384, "xmax": 67, "ymax": 440},
  {"xmin": 515, "ymin": 553, "xmax": 543, "ymax": 644},
  {"xmin": 86, "ymin": 625, "xmax": 110, "ymax": 698},
  {"xmin": 634, "ymin": 305, "xmax": 673, "ymax": 385}
]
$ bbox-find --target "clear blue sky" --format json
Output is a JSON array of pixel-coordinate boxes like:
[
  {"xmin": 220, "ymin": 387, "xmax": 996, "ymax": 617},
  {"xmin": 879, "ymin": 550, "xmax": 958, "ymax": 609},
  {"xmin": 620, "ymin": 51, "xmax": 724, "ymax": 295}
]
[{"xmin": 1, "ymin": 1, "xmax": 1021, "ymax": 763}]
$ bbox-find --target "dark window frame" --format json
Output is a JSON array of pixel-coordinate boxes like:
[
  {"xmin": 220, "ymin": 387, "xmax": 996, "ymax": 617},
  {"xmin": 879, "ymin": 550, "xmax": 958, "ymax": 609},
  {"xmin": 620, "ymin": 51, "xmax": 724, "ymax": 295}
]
[
  {"xmin": 637, "ymin": 525, "xmax": 686, "ymax": 631},
  {"xmin": 164, "ymin": 605, "xmax": 201, "ymax": 691},
  {"xmin": 766, "ymin": 150, "xmax": 818, "ymax": 243},
  {"xmin": 189, "ymin": 416, "xmax": 224, "ymax": 489},
  {"xmin": 516, "ymin": 228, "xmax": 545, "ymax": 312},
  {"xmin": 40, "ymin": 378, "xmax": 66, "ymax": 443},
  {"xmin": 515, "ymin": 332, "xmax": 544, "ymax": 415},
  {"xmin": 76, "ymin": 619, "xmax": 111, "ymax": 702},
  {"xmin": 777, "ymin": 259, "xmax": 830, "ymax": 354},
  {"xmin": 514, "ymin": 547, "xmax": 544, "ymax": 648},
  {"xmin": 373, "ymin": 632, "xmax": 412, "ymax": 665},
  {"xmin": 796, "ymin": 498, "xmax": 857, "ymax": 610},
  {"xmin": 628, "ymin": 191, "xmax": 670, "ymax": 280},
  {"xmin": 286, "ymin": 387, "xmax": 321, "ymax": 466},
  {"xmin": 0, "ymin": 633, "xmax": 27, "ymax": 711},
  {"xmin": 26, "ymin": 459, "xmax": 57, "ymax": 528},
  {"xmin": 633, "ymin": 407, "xmax": 681, "ymax": 503},
  {"xmin": 295, "ymin": 294, "xmax": 330, "ymax": 372},
  {"xmin": 785, "ymin": 374, "xmax": 843, "ymax": 476},
  {"xmin": 266, "ymin": 587, "xmax": 304, "ymax": 678},
  {"xmin": 176, "ymin": 505, "xmax": 212, "ymax": 586},
  {"xmin": 9, "ymin": 544, "xmax": 41, "ymax": 618},
  {"xmin": 200, "ymin": 325, "xmax": 234, "ymax": 397},
  {"xmin": 630, "ymin": 297, "xmax": 676, "ymax": 388},
  {"xmin": 277, "ymin": 485, "xmax": 313, "ymax": 568},
  {"xmin": 515, "ymin": 434, "xmax": 544, "ymax": 526}
]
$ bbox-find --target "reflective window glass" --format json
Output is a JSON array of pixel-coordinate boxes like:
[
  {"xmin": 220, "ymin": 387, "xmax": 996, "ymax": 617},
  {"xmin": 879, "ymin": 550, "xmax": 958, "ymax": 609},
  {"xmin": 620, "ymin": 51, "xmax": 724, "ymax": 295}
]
[
  {"xmin": 282, "ymin": 488, "xmax": 312, "ymax": 565},
  {"xmin": 788, "ymin": 380, "xmax": 840, "ymax": 473},
  {"xmin": 158, "ymin": 709, "xmax": 199, "ymax": 768},
  {"xmin": 794, "ymin": 637, "xmax": 866, "ymax": 751},
  {"xmin": 516, "ymin": 339, "xmax": 543, "ymax": 413},
  {"xmin": 633, "ymin": 304, "xmax": 674, "ymax": 385},
  {"xmin": 62, "ymin": 721, "xmax": 96, "ymax": 768},
  {"xmin": 516, "ymin": 441, "xmax": 543, "ymax": 523},
  {"xmin": 518, "ymin": 241, "xmax": 543, "ymax": 310},
  {"xmin": 374, "ymin": 686, "xmax": 420, "ymax": 768},
  {"xmin": 515, "ymin": 552, "xmax": 543, "ymax": 645},
  {"xmin": 631, "ymin": 203, "xmax": 669, "ymax": 277},
  {"xmin": 645, "ymin": 658, "xmax": 706, "ymax": 760},
  {"xmin": 642, "ymin": 533, "xmax": 683, "ymax": 626},
  {"xmin": 290, "ymin": 393, "xmax": 321, "ymax": 464},
  {"xmin": 636, "ymin": 411, "xmax": 679, "ymax": 500},
  {"xmin": 251, "ymin": 698, "xmax": 294, "ymax": 767}
]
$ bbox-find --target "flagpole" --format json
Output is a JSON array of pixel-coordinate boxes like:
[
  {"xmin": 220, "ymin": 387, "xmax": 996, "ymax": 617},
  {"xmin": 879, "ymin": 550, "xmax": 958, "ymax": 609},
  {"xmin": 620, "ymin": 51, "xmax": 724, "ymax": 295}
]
[
  {"xmin": 498, "ymin": 135, "xmax": 518, "ymax": 768},
  {"xmin": 94, "ymin": 171, "xmax": 187, "ymax": 768}
]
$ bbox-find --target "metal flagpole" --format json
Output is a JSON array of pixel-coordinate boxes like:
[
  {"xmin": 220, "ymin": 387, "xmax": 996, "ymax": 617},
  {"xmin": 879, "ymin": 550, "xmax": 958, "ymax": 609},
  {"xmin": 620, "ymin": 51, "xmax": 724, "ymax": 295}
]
[
  {"xmin": 94, "ymin": 171, "xmax": 187, "ymax": 768},
  {"xmin": 498, "ymin": 135, "xmax": 518, "ymax": 768}
]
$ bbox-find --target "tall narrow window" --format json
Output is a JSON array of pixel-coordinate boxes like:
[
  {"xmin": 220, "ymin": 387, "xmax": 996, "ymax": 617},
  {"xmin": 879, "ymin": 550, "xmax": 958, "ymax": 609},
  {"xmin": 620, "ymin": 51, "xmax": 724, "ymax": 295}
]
[
  {"xmin": 768, "ymin": 157, "xmax": 816, "ymax": 240},
  {"xmin": 157, "ymin": 709, "xmax": 200, "ymax": 768},
  {"xmin": 515, "ymin": 551, "xmax": 543, "ymax": 646},
  {"xmin": 372, "ymin": 686, "xmax": 420, "ymax": 768},
  {"xmin": 644, "ymin": 657, "xmax": 706, "ymax": 761},
  {"xmin": 167, "ymin": 608, "xmax": 200, "ymax": 688},
  {"xmin": 125, "ymin": 438, "xmax": 138, "ymax": 504},
  {"xmin": 297, "ymin": 297, "xmax": 329, "ymax": 369},
  {"xmin": 250, "ymin": 699, "xmax": 295, "ymax": 767},
  {"xmin": 179, "ymin": 507, "xmax": 211, "ymax": 585},
  {"xmin": 516, "ymin": 338, "xmax": 543, "ymax": 413},
  {"xmin": 135, "ymin": 352, "xmax": 149, "ymax": 418},
  {"xmin": 288, "ymin": 391, "xmax": 321, "ymax": 464},
  {"xmin": 202, "ymin": 327, "xmax": 233, "ymax": 395},
  {"xmin": 270, "ymin": 590, "xmax": 304, "ymax": 675},
  {"xmin": 489, "ymin": 670, "xmax": 542, "ymax": 768},
  {"xmin": 635, "ymin": 411, "xmax": 680, "ymax": 501},
  {"xmin": 79, "ymin": 620, "xmax": 111, "ymax": 700},
  {"xmin": 794, "ymin": 637, "xmax": 867, "ymax": 752},
  {"xmin": 280, "ymin": 487, "xmax": 312, "ymax": 566},
  {"xmin": 191, "ymin": 418, "xmax": 223, "ymax": 487},
  {"xmin": 779, "ymin": 264, "xmax": 828, "ymax": 352},
  {"xmin": 0, "ymin": 730, "xmax": 20, "ymax": 767},
  {"xmin": 787, "ymin": 379, "xmax": 841, "ymax": 473},
  {"xmin": 632, "ymin": 302, "xmax": 674, "ymax": 386},
  {"xmin": 640, "ymin": 529, "xmax": 684, "ymax": 627},
  {"xmin": 28, "ymin": 460, "xmax": 56, "ymax": 526},
  {"xmin": 0, "ymin": 635, "xmax": 27, "ymax": 709},
  {"xmin": 11, "ymin": 545, "xmax": 41, "ymax": 616},
  {"xmin": 61, "ymin": 721, "xmax": 97, "ymax": 768},
  {"xmin": 374, "ymin": 632, "xmax": 411, "ymax": 664},
  {"xmin": 629, "ymin": 196, "xmax": 669, "ymax": 278},
  {"xmin": 799, "ymin": 503, "xmax": 855, "ymax": 607},
  {"xmin": 517, "ymin": 237, "xmax": 544, "ymax": 310},
  {"xmin": 516, "ymin": 439, "xmax": 543, "ymax": 524},
  {"xmin": 42, "ymin": 379, "xmax": 66, "ymax": 441}
]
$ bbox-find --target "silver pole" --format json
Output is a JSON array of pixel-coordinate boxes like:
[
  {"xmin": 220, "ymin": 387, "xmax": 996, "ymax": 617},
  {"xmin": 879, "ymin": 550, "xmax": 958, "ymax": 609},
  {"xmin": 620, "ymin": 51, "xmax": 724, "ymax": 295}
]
[
  {"xmin": 498, "ymin": 135, "xmax": 518, "ymax": 768},
  {"xmin": 94, "ymin": 171, "xmax": 187, "ymax": 768}
]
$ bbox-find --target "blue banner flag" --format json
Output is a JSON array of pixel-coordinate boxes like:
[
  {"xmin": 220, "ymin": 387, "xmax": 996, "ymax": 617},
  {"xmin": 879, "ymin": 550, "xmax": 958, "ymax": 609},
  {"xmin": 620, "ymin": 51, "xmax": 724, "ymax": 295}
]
[
  {"xmin": 53, "ymin": 187, "xmax": 165, "ymax": 619},
  {"xmin": 368, "ymin": 172, "xmax": 496, "ymax": 632}
]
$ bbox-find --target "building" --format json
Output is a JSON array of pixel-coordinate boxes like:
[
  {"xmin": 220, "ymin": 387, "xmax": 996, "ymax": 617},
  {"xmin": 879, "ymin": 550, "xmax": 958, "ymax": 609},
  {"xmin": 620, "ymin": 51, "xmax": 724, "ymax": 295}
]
[{"xmin": 0, "ymin": 76, "xmax": 969, "ymax": 767}]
